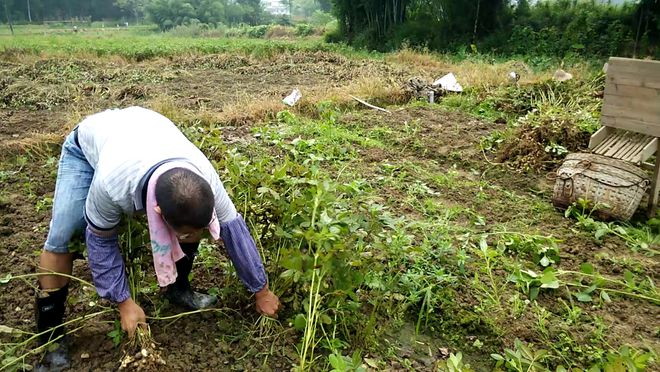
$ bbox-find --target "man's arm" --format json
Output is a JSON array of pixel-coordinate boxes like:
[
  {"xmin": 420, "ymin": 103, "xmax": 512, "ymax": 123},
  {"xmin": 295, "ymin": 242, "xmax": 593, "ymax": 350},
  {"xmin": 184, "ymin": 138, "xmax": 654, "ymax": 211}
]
[
  {"xmin": 220, "ymin": 215, "xmax": 280, "ymax": 316},
  {"xmin": 210, "ymin": 169, "xmax": 280, "ymax": 315},
  {"xmin": 85, "ymin": 181, "xmax": 146, "ymax": 336},
  {"xmin": 219, "ymin": 214, "xmax": 267, "ymax": 293},
  {"xmin": 85, "ymin": 226, "xmax": 130, "ymax": 303},
  {"xmin": 85, "ymin": 180, "xmax": 130, "ymax": 302}
]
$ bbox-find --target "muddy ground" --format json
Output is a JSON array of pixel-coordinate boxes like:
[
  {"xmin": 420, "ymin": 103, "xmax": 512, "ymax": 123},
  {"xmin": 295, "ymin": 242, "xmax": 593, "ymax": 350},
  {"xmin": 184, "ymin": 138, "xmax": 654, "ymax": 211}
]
[{"xmin": 1, "ymin": 52, "xmax": 658, "ymax": 371}]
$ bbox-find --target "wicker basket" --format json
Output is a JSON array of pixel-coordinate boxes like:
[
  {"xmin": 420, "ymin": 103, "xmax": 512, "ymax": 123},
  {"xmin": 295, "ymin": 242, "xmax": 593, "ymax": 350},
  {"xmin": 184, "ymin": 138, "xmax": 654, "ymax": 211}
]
[{"xmin": 552, "ymin": 153, "xmax": 650, "ymax": 221}]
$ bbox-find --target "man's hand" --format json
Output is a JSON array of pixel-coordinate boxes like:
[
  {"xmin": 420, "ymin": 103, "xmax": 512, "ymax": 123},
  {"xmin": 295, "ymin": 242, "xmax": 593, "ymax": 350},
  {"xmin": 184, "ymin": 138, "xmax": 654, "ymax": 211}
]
[
  {"xmin": 255, "ymin": 286, "xmax": 281, "ymax": 317},
  {"xmin": 118, "ymin": 298, "xmax": 146, "ymax": 338}
]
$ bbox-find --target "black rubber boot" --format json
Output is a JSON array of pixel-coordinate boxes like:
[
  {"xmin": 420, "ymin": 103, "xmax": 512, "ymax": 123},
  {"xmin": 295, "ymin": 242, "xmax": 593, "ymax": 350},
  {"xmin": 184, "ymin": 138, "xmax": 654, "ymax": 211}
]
[
  {"xmin": 165, "ymin": 243, "xmax": 217, "ymax": 310},
  {"xmin": 34, "ymin": 285, "xmax": 71, "ymax": 372}
]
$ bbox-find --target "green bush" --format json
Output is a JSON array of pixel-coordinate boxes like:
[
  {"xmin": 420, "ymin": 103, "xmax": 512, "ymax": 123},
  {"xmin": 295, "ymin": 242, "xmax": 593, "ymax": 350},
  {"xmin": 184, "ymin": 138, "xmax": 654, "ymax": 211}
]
[
  {"xmin": 247, "ymin": 24, "xmax": 269, "ymax": 38},
  {"xmin": 324, "ymin": 27, "xmax": 343, "ymax": 44},
  {"xmin": 295, "ymin": 23, "xmax": 315, "ymax": 37}
]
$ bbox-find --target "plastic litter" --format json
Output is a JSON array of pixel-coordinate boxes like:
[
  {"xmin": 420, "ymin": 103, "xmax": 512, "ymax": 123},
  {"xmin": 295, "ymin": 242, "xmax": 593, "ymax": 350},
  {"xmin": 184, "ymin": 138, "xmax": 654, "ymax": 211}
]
[
  {"xmin": 433, "ymin": 73, "xmax": 463, "ymax": 92},
  {"xmin": 283, "ymin": 89, "xmax": 302, "ymax": 106},
  {"xmin": 553, "ymin": 69, "xmax": 573, "ymax": 82}
]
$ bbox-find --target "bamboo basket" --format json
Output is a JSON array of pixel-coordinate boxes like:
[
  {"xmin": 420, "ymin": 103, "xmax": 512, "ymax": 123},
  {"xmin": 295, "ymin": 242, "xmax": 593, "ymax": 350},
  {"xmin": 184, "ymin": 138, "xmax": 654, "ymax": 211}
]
[{"xmin": 552, "ymin": 153, "xmax": 650, "ymax": 221}]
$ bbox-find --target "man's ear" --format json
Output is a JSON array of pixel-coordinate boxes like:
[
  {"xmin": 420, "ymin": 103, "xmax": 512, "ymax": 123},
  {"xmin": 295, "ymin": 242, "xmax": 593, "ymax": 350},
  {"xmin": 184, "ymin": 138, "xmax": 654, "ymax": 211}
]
[{"xmin": 154, "ymin": 206, "xmax": 162, "ymax": 215}]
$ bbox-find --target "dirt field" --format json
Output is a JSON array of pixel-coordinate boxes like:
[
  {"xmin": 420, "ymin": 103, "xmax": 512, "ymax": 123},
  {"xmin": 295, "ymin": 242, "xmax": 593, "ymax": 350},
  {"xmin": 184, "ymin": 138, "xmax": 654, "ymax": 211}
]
[{"xmin": 1, "ymin": 49, "xmax": 658, "ymax": 371}]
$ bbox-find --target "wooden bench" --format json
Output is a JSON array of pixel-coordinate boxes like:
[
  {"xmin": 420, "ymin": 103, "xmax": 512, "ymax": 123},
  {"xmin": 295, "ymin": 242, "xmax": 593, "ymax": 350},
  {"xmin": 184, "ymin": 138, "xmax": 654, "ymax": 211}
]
[{"xmin": 589, "ymin": 57, "xmax": 660, "ymax": 215}]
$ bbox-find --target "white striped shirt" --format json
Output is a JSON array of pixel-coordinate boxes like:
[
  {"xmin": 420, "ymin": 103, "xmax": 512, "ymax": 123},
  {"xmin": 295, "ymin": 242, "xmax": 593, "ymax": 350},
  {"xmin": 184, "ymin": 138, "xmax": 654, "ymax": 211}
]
[{"xmin": 77, "ymin": 106, "xmax": 237, "ymax": 230}]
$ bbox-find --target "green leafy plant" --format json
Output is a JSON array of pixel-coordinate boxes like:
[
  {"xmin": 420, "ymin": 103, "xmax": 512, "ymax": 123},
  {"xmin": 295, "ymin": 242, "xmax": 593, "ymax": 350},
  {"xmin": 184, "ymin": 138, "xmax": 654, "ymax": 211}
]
[
  {"xmin": 441, "ymin": 352, "xmax": 474, "ymax": 372},
  {"xmin": 508, "ymin": 267, "xmax": 559, "ymax": 301},
  {"xmin": 328, "ymin": 351, "xmax": 365, "ymax": 372},
  {"xmin": 566, "ymin": 200, "xmax": 660, "ymax": 256},
  {"xmin": 491, "ymin": 339, "xmax": 549, "ymax": 372},
  {"xmin": 107, "ymin": 320, "xmax": 123, "ymax": 347}
]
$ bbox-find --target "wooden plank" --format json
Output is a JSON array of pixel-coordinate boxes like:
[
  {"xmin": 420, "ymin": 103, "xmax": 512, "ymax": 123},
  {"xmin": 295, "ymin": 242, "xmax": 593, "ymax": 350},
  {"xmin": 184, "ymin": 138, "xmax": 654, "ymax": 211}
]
[
  {"xmin": 596, "ymin": 130, "xmax": 623, "ymax": 155},
  {"xmin": 608, "ymin": 58, "xmax": 660, "ymax": 88},
  {"xmin": 604, "ymin": 133, "xmax": 632, "ymax": 157},
  {"xmin": 602, "ymin": 116, "xmax": 660, "ymax": 138},
  {"xmin": 603, "ymin": 94, "xmax": 660, "ymax": 117},
  {"xmin": 593, "ymin": 131, "xmax": 622, "ymax": 154},
  {"xmin": 615, "ymin": 133, "xmax": 643, "ymax": 159},
  {"xmin": 647, "ymin": 146, "xmax": 660, "ymax": 216},
  {"xmin": 589, "ymin": 126, "xmax": 613, "ymax": 149},
  {"xmin": 607, "ymin": 73, "xmax": 660, "ymax": 90},
  {"xmin": 604, "ymin": 83, "xmax": 659, "ymax": 99},
  {"xmin": 638, "ymin": 137, "xmax": 658, "ymax": 163},
  {"xmin": 596, "ymin": 132, "xmax": 627, "ymax": 154},
  {"xmin": 609, "ymin": 57, "xmax": 660, "ymax": 76},
  {"xmin": 621, "ymin": 135, "xmax": 650, "ymax": 161},
  {"xmin": 620, "ymin": 134, "xmax": 649, "ymax": 161},
  {"xmin": 619, "ymin": 133, "xmax": 646, "ymax": 157},
  {"xmin": 601, "ymin": 105, "xmax": 660, "ymax": 132},
  {"xmin": 642, "ymin": 162, "xmax": 655, "ymax": 171}
]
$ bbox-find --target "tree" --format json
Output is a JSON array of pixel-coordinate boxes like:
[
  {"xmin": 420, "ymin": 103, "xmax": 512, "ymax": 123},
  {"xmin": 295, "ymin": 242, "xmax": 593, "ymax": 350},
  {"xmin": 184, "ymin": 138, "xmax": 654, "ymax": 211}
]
[
  {"xmin": 146, "ymin": 0, "xmax": 196, "ymax": 30},
  {"xmin": 515, "ymin": 0, "xmax": 530, "ymax": 19},
  {"xmin": 282, "ymin": 0, "xmax": 293, "ymax": 16},
  {"xmin": 331, "ymin": 0, "xmax": 410, "ymax": 40},
  {"xmin": 196, "ymin": 0, "xmax": 224, "ymax": 25},
  {"xmin": 3, "ymin": 0, "xmax": 14, "ymax": 34},
  {"xmin": 634, "ymin": 0, "xmax": 660, "ymax": 55},
  {"xmin": 316, "ymin": 0, "xmax": 331, "ymax": 12},
  {"xmin": 225, "ymin": 2, "xmax": 247, "ymax": 25},
  {"xmin": 294, "ymin": 0, "xmax": 319, "ymax": 18},
  {"xmin": 236, "ymin": 0, "xmax": 264, "ymax": 25},
  {"xmin": 115, "ymin": 0, "xmax": 147, "ymax": 23}
]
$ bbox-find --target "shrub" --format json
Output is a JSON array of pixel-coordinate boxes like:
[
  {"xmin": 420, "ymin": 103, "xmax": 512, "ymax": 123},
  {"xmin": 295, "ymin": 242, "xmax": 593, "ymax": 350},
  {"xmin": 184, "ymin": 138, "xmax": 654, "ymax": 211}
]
[
  {"xmin": 247, "ymin": 25, "xmax": 269, "ymax": 38},
  {"xmin": 295, "ymin": 23, "xmax": 315, "ymax": 37},
  {"xmin": 266, "ymin": 25, "xmax": 296, "ymax": 39}
]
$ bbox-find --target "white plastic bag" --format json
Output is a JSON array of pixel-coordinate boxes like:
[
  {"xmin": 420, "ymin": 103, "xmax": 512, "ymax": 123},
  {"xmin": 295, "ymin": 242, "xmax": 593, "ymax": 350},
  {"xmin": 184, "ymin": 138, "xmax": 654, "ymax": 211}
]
[
  {"xmin": 432, "ymin": 73, "xmax": 463, "ymax": 92},
  {"xmin": 283, "ymin": 89, "xmax": 302, "ymax": 106}
]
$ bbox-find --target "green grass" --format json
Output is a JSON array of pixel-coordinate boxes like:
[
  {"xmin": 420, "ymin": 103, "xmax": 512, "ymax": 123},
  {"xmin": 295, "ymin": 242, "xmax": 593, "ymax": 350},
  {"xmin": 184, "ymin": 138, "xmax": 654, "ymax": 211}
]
[
  {"xmin": 0, "ymin": 23, "xmax": 156, "ymax": 36},
  {"xmin": 0, "ymin": 27, "xmax": 378, "ymax": 61}
]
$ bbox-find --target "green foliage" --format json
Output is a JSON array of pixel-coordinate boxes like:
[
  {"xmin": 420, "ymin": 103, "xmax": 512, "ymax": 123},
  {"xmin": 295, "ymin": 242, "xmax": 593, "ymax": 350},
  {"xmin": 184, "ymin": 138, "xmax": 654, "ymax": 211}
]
[
  {"xmin": 145, "ymin": 0, "xmax": 265, "ymax": 30},
  {"xmin": 246, "ymin": 24, "xmax": 268, "ymax": 38},
  {"xmin": 0, "ymin": 34, "xmax": 351, "ymax": 61},
  {"xmin": 441, "ymin": 352, "xmax": 474, "ymax": 372},
  {"xmin": 598, "ymin": 345, "xmax": 657, "ymax": 372},
  {"xmin": 328, "ymin": 351, "xmax": 365, "ymax": 372},
  {"xmin": 107, "ymin": 320, "xmax": 124, "ymax": 347},
  {"xmin": 491, "ymin": 339, "xmax": 549, "ymax": 372},
  {"xmin": 295, "ymin": 23, "xmax": 314, "ymax": 37},
  {"xmin": 214, "ymin": 110, "xmax": 474, "ymax": 366},
  {"xmin": 566, "ymin": 200, "xmax": 660, "ymax": 256},
  {"xmin": 310, "ymin": 10, "xmax": 334, "ymax": 27},
  {"xmin": 490, "ymin": 0, "xmax": 639, "ymax": 58},
  {"xmin": 508, "ymin": 267, "xmax": 559, "ymax": 302},
  {"xmin": 328, "ymin": 0, "xmax": 658, "ymax": 57}
]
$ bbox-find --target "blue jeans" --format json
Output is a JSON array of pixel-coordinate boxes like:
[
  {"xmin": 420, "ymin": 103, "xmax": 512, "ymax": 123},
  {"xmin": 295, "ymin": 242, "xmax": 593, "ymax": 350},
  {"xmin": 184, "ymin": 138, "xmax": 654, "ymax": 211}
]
[{"xmin": 44, "ymin": 131, "xmax": 94, "ymax": 253}]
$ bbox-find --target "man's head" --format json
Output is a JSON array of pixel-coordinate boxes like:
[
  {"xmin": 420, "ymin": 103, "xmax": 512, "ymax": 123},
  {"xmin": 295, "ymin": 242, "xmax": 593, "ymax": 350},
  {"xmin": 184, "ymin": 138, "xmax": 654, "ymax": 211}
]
[{"xmin": 154, "ymin": 168, "xmax": 214, "ymax": 233}]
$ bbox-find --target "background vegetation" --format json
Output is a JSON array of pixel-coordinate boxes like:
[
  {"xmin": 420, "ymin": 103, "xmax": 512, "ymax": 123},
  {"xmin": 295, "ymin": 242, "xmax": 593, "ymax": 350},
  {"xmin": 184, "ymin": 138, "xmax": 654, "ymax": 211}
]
[
  {"xmin": 1, "ymin": 1, "xmax": 658, "ymax": 58},
  {"xmin": 329, "ymin": 0, "xmax": 659, "ymax": 57}
]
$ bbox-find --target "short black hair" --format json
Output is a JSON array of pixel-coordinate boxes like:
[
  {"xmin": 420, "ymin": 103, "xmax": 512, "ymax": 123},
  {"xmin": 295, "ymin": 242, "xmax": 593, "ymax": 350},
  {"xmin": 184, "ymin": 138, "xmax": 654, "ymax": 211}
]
[{"xmin": 155, "ymin": 168, "xmax": 214, "ymax": 230}]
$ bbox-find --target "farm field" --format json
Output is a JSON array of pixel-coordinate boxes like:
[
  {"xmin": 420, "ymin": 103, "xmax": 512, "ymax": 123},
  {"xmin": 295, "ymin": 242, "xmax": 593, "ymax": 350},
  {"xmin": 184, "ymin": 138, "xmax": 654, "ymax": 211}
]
[{"xmin": 0, "ymin": 32, "xmax": 658, "ymax": 371}]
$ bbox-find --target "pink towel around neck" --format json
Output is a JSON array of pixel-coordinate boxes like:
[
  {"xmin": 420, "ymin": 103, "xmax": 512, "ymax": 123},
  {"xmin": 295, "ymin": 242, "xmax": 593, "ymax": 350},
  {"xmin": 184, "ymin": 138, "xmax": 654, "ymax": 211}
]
[{"xmin": 146, "ymin": 161, "xmax": 221, "ymax": 287}]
